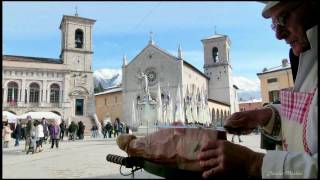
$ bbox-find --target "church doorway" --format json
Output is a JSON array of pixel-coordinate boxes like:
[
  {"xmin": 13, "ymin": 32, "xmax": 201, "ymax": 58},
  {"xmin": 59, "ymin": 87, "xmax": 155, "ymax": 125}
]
[{"xmin": 75, "ymin": 99, "xmax": 84, "ymax": 116}]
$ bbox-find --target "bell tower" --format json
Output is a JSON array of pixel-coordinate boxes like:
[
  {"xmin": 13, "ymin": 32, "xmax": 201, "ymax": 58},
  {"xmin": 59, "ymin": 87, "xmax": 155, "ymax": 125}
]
[
  {"xmin": 201, "ymin": 33, "xmax": 235, "ymax": 111},
  {"xmin": 59, "ymin": 14, "xmax": 96, "ymax": 71},
  {"xmin": 59, "ymin": 14, "xmax": 96, "ymax": 118}
]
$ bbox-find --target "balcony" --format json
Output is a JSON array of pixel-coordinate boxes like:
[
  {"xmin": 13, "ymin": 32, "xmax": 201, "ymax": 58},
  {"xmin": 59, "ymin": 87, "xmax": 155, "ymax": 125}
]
[
  {"xmin": 29, "ymin": 102, "xmax": 40, "ymax": 107},
  {"xmin": 51, "ymin": 103, "xmax": 60, "ymax": 108},
  {"xmin": 7, "ymin": 101, "xmax": 17, "ymax": 107}
]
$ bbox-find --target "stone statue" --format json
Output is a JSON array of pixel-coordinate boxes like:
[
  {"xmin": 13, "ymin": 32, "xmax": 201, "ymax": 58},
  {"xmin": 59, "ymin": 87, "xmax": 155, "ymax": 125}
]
[{"xmin": 138, "ymin": 72, "xmax": 149, "ymax": 96}]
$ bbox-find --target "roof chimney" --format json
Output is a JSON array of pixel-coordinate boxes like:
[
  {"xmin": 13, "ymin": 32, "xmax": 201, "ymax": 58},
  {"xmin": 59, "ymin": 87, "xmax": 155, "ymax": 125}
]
[{"xmin": 282, "ymin": 58, "xmax": 288, "ymax": 67}]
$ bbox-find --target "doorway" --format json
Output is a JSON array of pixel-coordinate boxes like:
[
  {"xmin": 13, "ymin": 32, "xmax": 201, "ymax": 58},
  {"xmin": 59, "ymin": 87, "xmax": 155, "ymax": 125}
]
[{"xmin": 75, "ymin": 99, "xmax": 84, "ymax": 116}]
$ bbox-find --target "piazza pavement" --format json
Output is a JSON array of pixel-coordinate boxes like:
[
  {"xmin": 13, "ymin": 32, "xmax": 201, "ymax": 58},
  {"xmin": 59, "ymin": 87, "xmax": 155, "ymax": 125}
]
[{"xmin": 3, "ymin": 133, "xmax": 266, "ymax": 179}]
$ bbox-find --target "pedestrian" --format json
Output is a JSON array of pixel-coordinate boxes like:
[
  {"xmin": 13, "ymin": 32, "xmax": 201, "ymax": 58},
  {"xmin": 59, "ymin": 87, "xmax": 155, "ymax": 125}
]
[
  {"xmin": 126, "ymin": 125, "xmax": 129, "ymax": 134},
  {"xmin": 26, "ymin": 130, "xmax": 37, "ymax": 154},
  {"xmin": 2, "ymin": 122, "xmax": 13, "ymax": 148},
  {"xmin": 91, "ymin": 125, "xmax": 97, "ymax": 138},
  {"xmin": 14, "ymin": 120, "xmax": 22, "ymax": 146},
  {"xmin": 41, "ymin": 118, "xmax": 49, "ymax": 144},
  {"xmin": 68, "ymin": 121, "xmax": 78, "ymax": 141},
  {"xmin": 24, "ymin": 116, "xmax": 33, "ymax": 152},
  {"xmin": 49, "ymin": 120, "xmax": 60, "ymax": 149},
  {"xmin": 231, "ymin": 134, "xmax": 242, "ymax": 143},
  {"xmin": 198, "ymin": 1, "xmax": 317, "ymax": 178},
  {"xmin": 34, "ymin": 120, "xmax": 44, "ymax": 153},
  {"xmin": 59, "ymin": 120, "xmax": 66, "ymax": 141},
  {"xmin": 106, "ymin": 122, "xmax": 112, "ymax": 138},
  {"xmin": 21, "ymin": 123, "xmax": 26, "ymax": 140},
  {"xmin": 78, "ymin": 121, "xmax": 85, "ymax": 140},
  {"xmin": 119, "ymin": 122, "xmax": 123, "ymax": 134},
  {"xmin": 103, "ymin": 124, "xmax": 107, "ymax": 138},
  {"xmin": 113, "ymin": 122, "xmax": 119, "ymax": 138}
]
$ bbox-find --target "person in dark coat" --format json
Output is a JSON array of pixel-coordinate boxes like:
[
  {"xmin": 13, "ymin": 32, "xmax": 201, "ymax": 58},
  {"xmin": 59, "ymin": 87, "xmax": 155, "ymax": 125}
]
[
  {"xmin": 41, "ymin": 118, "xmax": 49, "ymax": 144},
  {"xmin": 106, "ymin": 122, "xmax": 112, "ymax": 138},
  {"xmin": 14, "ymin": 120, "xmax": 22, "ymax": 146},
  {"xmin": 59, "ymin": 120, "xmax": 66, "ymax": 141},
  {"xmin": 68, "ymin": 121, "xmax": 78, "ymax": 141},
  {"xmin": 78, "ymin": 121, "xmax": 85, "ymax": 140}
]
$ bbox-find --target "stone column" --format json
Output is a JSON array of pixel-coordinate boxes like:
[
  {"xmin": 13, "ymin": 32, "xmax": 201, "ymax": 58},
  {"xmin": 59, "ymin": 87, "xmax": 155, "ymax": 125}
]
[
  {"xmin": 21, "ymin": 79, "xmax": 26, "ymax": 103},
  {"xmin": 3, "ymin": 83, "xmax": 7, "ymax": 105},
  {"xmin": 64, "ymin": 73, "xmax": 70, "ymax": 102},
  {"xmin": 43, "ymin": 80, "xmax": 47, "ymax": 104}
]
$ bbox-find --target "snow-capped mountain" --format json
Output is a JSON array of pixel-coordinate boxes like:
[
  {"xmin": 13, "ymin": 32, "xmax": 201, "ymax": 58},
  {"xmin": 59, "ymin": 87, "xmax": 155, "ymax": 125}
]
[
  {"xmin": 93, "ymin": 69, "xmax": 122, "ymax": 89},
  {"xmin": 233, "ymin": 76, "xmax": 261, "ymax": 101}
]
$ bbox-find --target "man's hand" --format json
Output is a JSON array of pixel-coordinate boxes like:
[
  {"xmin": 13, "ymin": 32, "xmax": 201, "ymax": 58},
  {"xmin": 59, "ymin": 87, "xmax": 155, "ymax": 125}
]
[
  {"xmin": 198, "ymin": 140, "xmax": 264, "ymax": 178},
  {"xmin": 224, "ymin": 108, "xmax": 273, "ymax": 135}
]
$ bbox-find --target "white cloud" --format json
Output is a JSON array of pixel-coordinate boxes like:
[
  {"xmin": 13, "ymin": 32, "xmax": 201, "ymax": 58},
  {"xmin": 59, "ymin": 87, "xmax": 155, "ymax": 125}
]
[{"xmin": 233, "ymin": 76, "xmax": 260, "ymax": 92}]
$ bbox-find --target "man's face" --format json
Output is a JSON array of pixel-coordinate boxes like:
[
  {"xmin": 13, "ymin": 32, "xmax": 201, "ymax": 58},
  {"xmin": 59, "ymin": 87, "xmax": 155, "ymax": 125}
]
[{"xmin": 269, "ymin": 2, "xmax": 310, "ymax": 56}]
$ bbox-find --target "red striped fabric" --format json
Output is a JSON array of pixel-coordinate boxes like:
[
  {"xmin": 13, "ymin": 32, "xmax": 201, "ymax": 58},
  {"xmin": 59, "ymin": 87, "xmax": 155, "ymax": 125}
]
[
  {"xmin": 280, "ymin": 88, "xmax": 316, "ymax": 155},
  {"xmin": 280, "ymin": 91, "xmax": 314, "ymax": 124}
]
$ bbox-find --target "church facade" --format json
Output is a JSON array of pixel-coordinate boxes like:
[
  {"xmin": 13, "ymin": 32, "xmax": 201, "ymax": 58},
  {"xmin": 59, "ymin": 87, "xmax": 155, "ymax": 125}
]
[
  {"xmin": 3, "ymin": 14, "xmax": 97, "ymax": 129},
  {"xmin": 122, "ymin": 33, "xmax": 239, "ymax": 127}
]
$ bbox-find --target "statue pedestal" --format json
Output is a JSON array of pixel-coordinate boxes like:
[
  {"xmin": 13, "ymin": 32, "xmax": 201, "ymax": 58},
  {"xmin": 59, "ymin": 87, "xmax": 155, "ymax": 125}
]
[{"xmin": 132, "ymin": 125, "xmax": 158, "ymax": 137}]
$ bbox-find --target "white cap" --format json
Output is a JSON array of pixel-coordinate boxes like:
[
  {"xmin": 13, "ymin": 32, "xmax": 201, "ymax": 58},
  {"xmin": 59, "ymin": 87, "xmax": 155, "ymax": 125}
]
[{"xmin": 261, "ymin": 1, "xmax": 280, "ymax": 18}]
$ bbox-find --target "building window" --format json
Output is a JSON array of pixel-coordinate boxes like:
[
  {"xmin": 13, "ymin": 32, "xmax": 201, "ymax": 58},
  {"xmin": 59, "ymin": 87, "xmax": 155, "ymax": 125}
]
[
  {"xmin": 269, "ymin": 90, "xmax": 280, "ymax": 103},
  {"xmin": 75, "ymin": 29, "xmax": 83, "ymax": 48},
  {"xmin": 29, "ymin": 83, "xmax": 40, "ymax": 103},
  {"xmin": 267, "ymin": 78, "xmax": 278, "ymax": 83},
  {"xmin": 7, "ymin": 82, "xmax": 18, "ymax": 103},
  {"xmin": 50, "ymin": 84, "xmax": 60, "ymax": 103},
  {"xmin": 105, "ymin": 98, "xmax": 107, "ymax": 105},
  {"xmin": 115, "ymin": 96, "xmax": 117, "ymax": 103}
]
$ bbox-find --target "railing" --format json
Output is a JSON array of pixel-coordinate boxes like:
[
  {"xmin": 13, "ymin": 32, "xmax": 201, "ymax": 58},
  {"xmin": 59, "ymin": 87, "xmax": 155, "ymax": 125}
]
[
  {"xmin": 29, "ymin": 102, "xmax": 40, "ymax": 107},
  {"xmin": 51, "ymin": 103, "xmax": 60, "ymax": 108},
  {"xmin": 8, "ymin": 101, "xmax": 17, "ymax": 107}
]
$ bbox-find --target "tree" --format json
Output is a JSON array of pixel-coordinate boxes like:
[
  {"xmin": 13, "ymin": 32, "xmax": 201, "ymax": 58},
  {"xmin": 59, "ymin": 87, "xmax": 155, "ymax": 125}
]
[{"xmin": 94, "ymin": 82, "xmax": 104, "ymax": 93}]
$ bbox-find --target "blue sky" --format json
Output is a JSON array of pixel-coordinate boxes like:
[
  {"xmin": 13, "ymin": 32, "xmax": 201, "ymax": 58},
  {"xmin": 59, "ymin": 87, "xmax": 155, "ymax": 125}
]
[{"xmin": 3, "ymin": 1, "xmax": 290, "ymax": 91}]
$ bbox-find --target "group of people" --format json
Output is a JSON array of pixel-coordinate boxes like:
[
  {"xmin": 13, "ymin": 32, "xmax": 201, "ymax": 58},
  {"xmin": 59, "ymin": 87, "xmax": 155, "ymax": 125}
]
[
  {"xmin": 66, "ymin": 121, "xmax": 86, "ymax": 141},
  {"xmin": 102, "ymin": 118, "xmax": 129, "ymax": 138},
  {"xmin": 2, "ymin": 116, "xmax": 61, "ymax": 154}
]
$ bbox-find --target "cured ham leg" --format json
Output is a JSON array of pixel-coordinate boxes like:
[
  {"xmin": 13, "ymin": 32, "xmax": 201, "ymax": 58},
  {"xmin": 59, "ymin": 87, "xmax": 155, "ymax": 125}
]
[{"xmin": 116, "ymin": 128, "xmax": 226, "ymax": 171}]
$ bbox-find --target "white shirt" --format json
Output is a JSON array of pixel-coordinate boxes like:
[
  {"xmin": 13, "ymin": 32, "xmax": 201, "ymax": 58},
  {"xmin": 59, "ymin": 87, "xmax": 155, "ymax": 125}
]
[{"xmin": 35, "ymin": 124, "xmax": 44, "ymax": 138}]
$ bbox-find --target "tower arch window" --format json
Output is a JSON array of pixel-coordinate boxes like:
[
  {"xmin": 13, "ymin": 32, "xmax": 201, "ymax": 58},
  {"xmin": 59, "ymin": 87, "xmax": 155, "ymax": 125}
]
[
  {"xmin": 50, "ymin": 84, "xmax": 60, "ymax": 103},
  {"xmin": 7, "ymin": 82, "xmax": 19, "ymax": 103},
  {"xmin": 75, "ymin": 29, "xmax": 83, "ymax": 48},
  {"xmin": 212, "ymin": 47, "xmax": 219, "ymax": 63},
  {"xmin": 212, "ymin": 108, "xmax": 215, "ymax": 123},
  {"xmin": 29, "ymin": 83, "xmax": 40, "ymax": 103}
]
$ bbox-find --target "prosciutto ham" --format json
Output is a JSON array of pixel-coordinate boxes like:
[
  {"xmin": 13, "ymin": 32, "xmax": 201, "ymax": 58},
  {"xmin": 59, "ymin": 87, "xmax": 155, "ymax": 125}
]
[{"xmin": 116, "ymin": 127, "xmax": 226, "ymax": 171}]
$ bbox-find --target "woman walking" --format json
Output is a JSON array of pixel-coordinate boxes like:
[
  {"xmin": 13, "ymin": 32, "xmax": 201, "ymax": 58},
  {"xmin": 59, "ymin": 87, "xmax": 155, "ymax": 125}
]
[
  {"xmin": 2, "ymin": 122, "xmax": 13, "ymax": 148},
  {"xmin": 49, "ymin": 120, "xmax": 60, "ymax": 149}
]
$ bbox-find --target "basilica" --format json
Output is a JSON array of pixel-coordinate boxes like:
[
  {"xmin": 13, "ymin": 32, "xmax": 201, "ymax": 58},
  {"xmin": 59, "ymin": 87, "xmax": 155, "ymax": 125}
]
[
  {"xmin": 3, "ymin": 14, "xmax": 97, "ymax": 132},
  {"xmin": 122, "ymin": 32, "xmax": 239, "ymax": 127}
]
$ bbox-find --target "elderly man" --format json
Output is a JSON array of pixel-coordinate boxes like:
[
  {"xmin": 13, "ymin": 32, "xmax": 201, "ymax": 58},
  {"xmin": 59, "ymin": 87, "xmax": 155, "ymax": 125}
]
[{"xmin": 198, "ymin": 1, "xmax": 317, "ymax": 178}]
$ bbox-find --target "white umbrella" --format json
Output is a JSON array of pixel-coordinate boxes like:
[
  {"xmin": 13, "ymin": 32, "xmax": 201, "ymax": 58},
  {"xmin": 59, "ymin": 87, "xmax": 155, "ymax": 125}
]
[
  {"xmin": 3, "ymin": 111, "xmax": 18, "ymax": 123},
  {"xmin": 17, "ymin": 112, "xmax": 61, "ymax": 124}
]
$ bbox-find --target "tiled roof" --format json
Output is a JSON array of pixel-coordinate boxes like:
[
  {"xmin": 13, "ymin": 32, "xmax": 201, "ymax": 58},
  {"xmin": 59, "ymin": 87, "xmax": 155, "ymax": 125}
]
[{"xmin": 3, "ymin": 55, "xmax": 62, "ymax": 64}]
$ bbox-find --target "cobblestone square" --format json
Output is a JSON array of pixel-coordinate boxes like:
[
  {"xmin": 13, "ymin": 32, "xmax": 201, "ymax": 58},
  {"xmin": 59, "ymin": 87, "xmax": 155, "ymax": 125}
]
[{"xmin": 3, "ymin": 133, "xmax": 266, "ymax": 179}]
